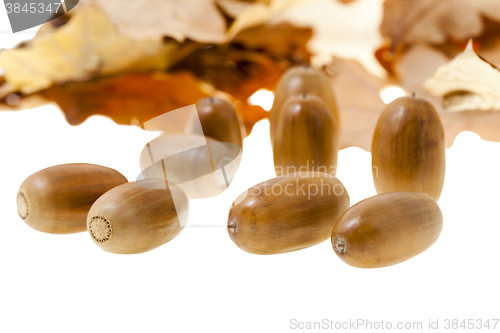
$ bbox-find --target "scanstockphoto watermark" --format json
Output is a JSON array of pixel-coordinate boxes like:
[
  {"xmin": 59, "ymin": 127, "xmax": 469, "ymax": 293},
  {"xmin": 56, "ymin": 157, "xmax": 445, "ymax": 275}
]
[
  {"xmin": 290, "ymin": 319, "xmax": 424, "ymax": 330},
  {"xmin": 290, "ymin": 318, "xmax": 500, "ymax": 330},
  {"xmin": 275, "ymin": 161, "xmax": 379, "ymax": 179}
]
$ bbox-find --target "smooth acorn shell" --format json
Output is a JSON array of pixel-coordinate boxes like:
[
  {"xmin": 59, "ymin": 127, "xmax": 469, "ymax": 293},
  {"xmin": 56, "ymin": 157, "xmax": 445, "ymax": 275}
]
[
  {"xmin": 17, "ymin": 163, "xmax": 127, "ymax": 234},
  {"xmin": 270, "ymin": 65, "xmax": 339, "ymax": 145},
  {"xmin": 186, "ymin": 97, "xmax": 246, "ymax": 149},
  {"xmin": 87, "ymin": 180, "xmax": 189, "ymax": 254},
  {"xmin": 331, "ymin": 191, "xmax": 443, "ymax": 268},
  {"xmin": 273, "ymin": 93, "xmax": 339, "ymax": 176},
  {"xmin": 372, "ymin": 96, "xmax": 445, "ymax": 201},
  {"xmin": 228, "ymin": 172, "xmax": 350, "ymax": 255}
]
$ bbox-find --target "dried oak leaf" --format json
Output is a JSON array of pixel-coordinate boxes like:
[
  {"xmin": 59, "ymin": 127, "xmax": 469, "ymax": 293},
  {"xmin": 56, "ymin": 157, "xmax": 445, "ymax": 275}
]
[
  {"xmin": 327, "ymin": 57, "xmax": 396, "ymax": 151},
  {"xmin": 0, "ymin": 4, "xmax": 177, "ymax": 98},
  {"xmin": 381, "ymin": 0, "xmax": 500, "ymax": 46},
  {"xmin": 396, "ymin": 43, "xmax": 500, "ymax": 148},
  {"xmin": 178, "ymin": 23, "xmax": 311, "ymax": 101},
  {"xmin": 216, "ymin": 0, "xmax": 254, "ymax": 18},
  {"xmin": 39, "ymin": 72, "xmax": 208, "ymax": 126},
  {"xmin": 172, "ymin": 45, "xmax": 283, "ymax": 103},
  {"xmin": 227, "ymin": 0, "xmax": 305, "ymax": 38},
  {"xmin": 237, "ymin": 103, "xmax": 269, "ymax": 135},
  {"xmin": 79, "ymin": 0, "xmax": 227, "ymax": 43},
  {"xmin": 424, "ymin": 41, "xmax": 500, "ymax": 112},
  {"xmin": 233, "ymin": 22, "xmax": 312, "ymax": 62}
]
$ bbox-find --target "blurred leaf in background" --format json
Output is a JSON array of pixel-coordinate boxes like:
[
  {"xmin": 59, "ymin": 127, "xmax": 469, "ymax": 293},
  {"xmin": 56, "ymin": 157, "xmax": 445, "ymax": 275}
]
[{"xmin": 1, "ymin": 0, "xmax": 500, "ymax": 149}]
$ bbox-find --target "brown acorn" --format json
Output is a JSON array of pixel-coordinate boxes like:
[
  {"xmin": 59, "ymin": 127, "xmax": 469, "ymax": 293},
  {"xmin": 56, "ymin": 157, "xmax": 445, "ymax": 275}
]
[
  {"xmin": 332, "ymin": 191, "xmax": 443, "ymax": 268},
  {"xmin": 87, "ymin": 180, "xmax": 189, "ymax": 254},
  {"xmin": 17, "ymin": 163, "xmax": 127, "ymax": 234},
  {"xmin": 372, "ymin": 96, "xmax": 445, "ymax": 201},
  {"xmin": 228, "ymin": 172, "xmax": 350, "ymax": 255},
  {"xmin": 273, "ymin": 93, "xmax": 338, "ymax": 176},
  {"xmin": 186, "ymin": 96, "xmax": 246, "ymax": 150},
  {"xmin": 270, "ymin": 65, "xmax": 339, "ymax": 145}
]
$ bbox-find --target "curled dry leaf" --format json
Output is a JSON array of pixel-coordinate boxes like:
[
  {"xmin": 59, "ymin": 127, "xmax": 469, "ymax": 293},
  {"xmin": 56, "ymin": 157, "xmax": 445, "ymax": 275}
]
[
  {"xmin": 233, "ymin": 22, "xmax": 312, "ymax": 62},
  {"xmin": 0, "ymin": 4, "xmax": 177, "ymax": 98},
  {"xmin": 327, "ymin": 43, "xmax": 500, "ymax": 151},
  {"xmin": 381, "ymin": 0, "xmax": 500, "ymax": 46},
  {"xmin": 80, "ymin": 0, "xmax": 227, "ymax": 43},
  {"xmin": 396, "ymin": 44, "xmax": 500, "ymax": 147},
  {"xmin": 227, "ymin": 0, "xmax": 305, "ymax": 38},
  {"xmin": 39, "ymin": 72, "xmax": 208, "ymax": 126},
  {"xmin": 216, "ymin": 0, "xmax": 254, "ymax": 18},
  {"xmin": 424, "ymin": 40, "xmax": 500, "ymax": 112}
]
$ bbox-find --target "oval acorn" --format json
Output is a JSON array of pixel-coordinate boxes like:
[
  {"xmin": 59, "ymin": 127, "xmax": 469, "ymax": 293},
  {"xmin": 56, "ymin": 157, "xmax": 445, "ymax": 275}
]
[
  {"xmin": 273, "ymin": 93, "xmax": 339, "ymax": 176},
  {"xmin": 270, "ymin": 65, "xmax": 339, "ymax": 145},
  {"xmin": 228, "ymin": 172, "xmax": 350, "ymax": 255},
  {"xmin": 331, "ymin": 191, "xmax": 443, "ymax": 268},
  {"xmin": 186, "ymin": 96, "xmax": 246, "ymax": 150},
  {"xmin": 17, "ymin": 163, "xmax": 127, "ymax": 234},
  {"xmin": 372, "ymin": 96, "xmax": 445, "ymax": 201},
  {"xmin": 87, "ymin": 180, "xmax": 189, "ymax": 254}
]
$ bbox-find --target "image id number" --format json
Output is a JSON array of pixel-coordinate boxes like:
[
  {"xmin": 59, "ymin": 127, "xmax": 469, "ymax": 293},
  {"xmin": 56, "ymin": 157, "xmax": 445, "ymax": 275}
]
[{"xmin": 5, "ymin": 2, "xmax": 63, "ymax": 14}]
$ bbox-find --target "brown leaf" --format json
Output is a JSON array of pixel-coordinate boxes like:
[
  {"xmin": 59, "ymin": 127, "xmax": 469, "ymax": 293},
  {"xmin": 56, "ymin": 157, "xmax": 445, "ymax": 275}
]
[
  {"xmin": 327, "ymin": 57, "xmax": 396, "ymax": 151},
  {"xmin": 381, "ymin": 0, "xmax": 500, "ymax": 47},
  {"xmin": 236, "ymin": 102, "xmax": 269, "ymax": 135},
  {"xmin": 233, "ymin": 22, "xmax": 312, "ymax": 62},
  {"xmin": 79, "ymin": 0, "xmax": 227, "ymax": 43},
  {"xmin": 396, "ymin": 44, "xmax": 500, "ymax": 147},
  {"xmin": 216, "ymin": 0, "xmax": 254, "ymax": 18},
  {"xmin": 171, "ymin": 46, "xmax": 283, "ymax": 103},
  {"xmin": 480, "ymin": 38, "xmax": 500, "ymax": 66},
  {"xmin": 172, "ymin": 23, "xmax": 312, "ymax": 102},
  {"xmin": 226, "ymin": 0, "xmax": 305, "ymax": 38},
  {"xmin": 0, "ymin": 4, "xmax": 178, "ymax": 98},
  {"xmin": 38, "ymin": 72, "xmax": 208, "ymax": 126},
  {"xmin": 424, "ymin": 41, "xmax": 500, "ymax": 112}
]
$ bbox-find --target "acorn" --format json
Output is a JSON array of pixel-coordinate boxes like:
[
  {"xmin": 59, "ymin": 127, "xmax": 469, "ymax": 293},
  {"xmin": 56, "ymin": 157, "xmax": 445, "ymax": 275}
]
[
  {"xmin": 273, "ymin": 92, "xmax": 339, "ymax": 176},
  {"xmin": 17, "ymin": 163, "xmax": 127, "ymax": 234},
  {"xmin": 372, "ymin": 96, "xmax": 445, "ymax": 201},
  {"xmin": 270, "ymin": 65, "xmax": 339, "ymax": 145},
  {"xmin": 139, "ymin": 133, "xmax": 241, "ymax": 199},
  {"xmin": 87, "ymin": 180, "xmax": 189, "ymax": 254},
  {"xmin": 228, "ymin": 172, "xmax": 350, "ymax": 255},
  {"xmin": 185, "ymin": 96, "xmax": 246, "ymax": 150},
  {"xmin": 331, "ymin": 191, "xmax": 443, "ymax": 268}
]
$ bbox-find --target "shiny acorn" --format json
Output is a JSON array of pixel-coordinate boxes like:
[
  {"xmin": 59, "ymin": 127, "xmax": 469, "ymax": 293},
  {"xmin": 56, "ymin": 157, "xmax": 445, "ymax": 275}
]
[
  {"xmin": 270, "ymin": 65, "xmax": 339, "ymax": 145},
  {"xmin": 228, "ymin": 172, "xmax": 350, "ymax": 255},
  {"xmin": 87, "ymin": 180, "xmax": 189, "ymax": 254},
  {"xmin": 273, "ymin": 92, "xmax": 339, "ymax": 176},
  {"xmin": 17, "ymin": 163, "xmax": 127, "ymax": 234},
  {"xmin": 331, "ymin": 191, "xmax": 443, "ymax": 268},
  {"xmin": 372, "ymin": 96, "xmax": 445, "ymax": 201}
]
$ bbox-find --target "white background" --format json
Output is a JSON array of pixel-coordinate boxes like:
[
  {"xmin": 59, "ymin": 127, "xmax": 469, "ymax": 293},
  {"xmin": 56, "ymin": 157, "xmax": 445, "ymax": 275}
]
[{"xmin": 1, "ymin": 1, "xmax": 500, "ymax": 332}]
